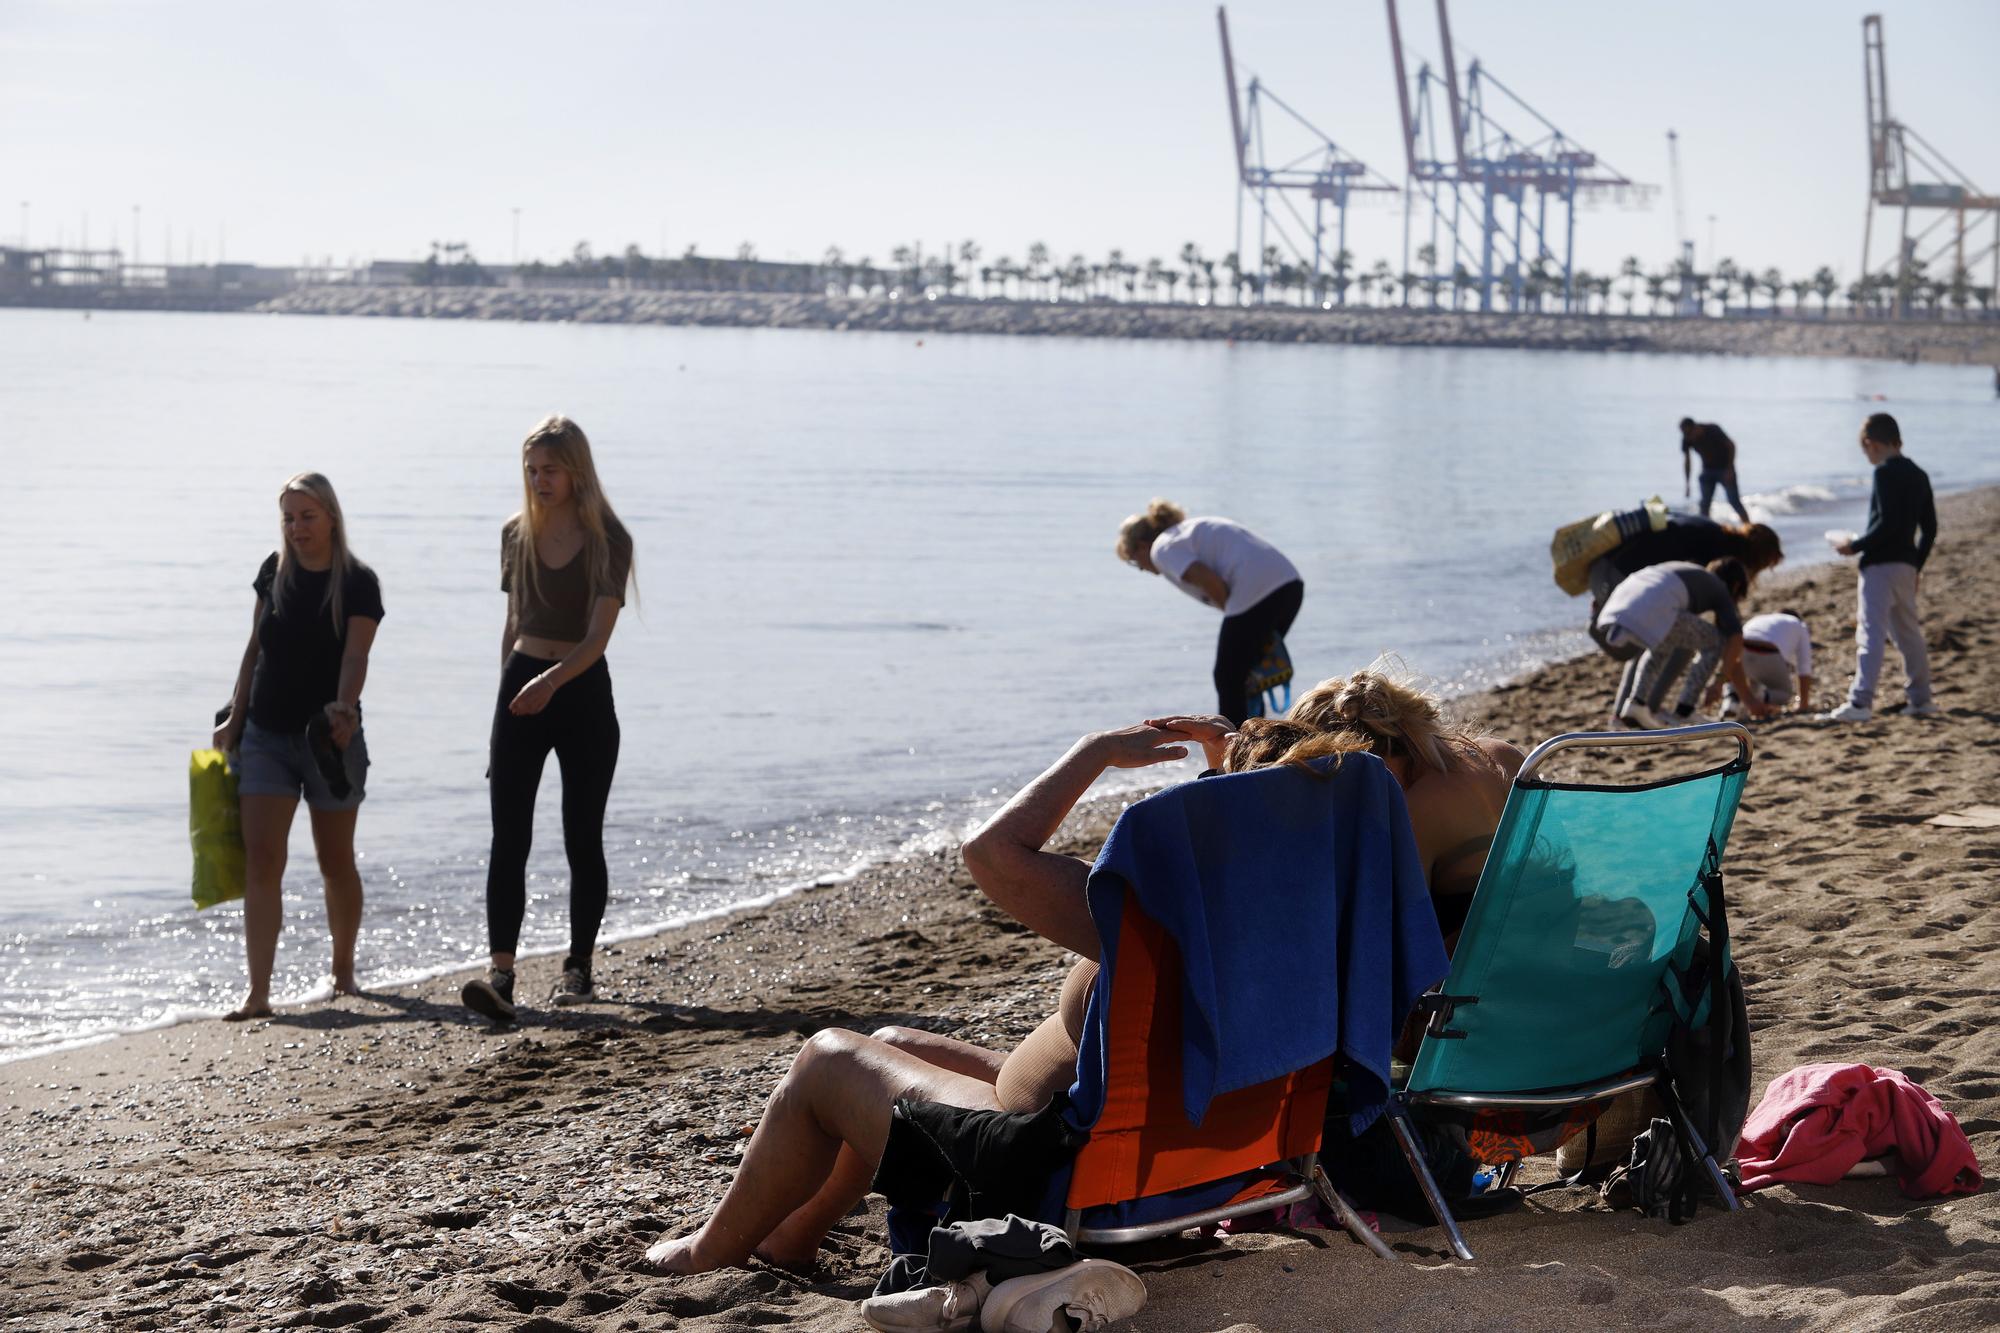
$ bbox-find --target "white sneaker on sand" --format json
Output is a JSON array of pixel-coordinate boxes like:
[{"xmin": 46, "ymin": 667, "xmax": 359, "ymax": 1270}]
[
  {"xmin": 1669, "ymin": 710, "xmax": 1717, "ymax": 727},
  {"xmin": 1905, "ymin": 701, "xmax": 1941, "ymax": 718},
  {"xmin": 980, "ymin": 1259, "xmax": 1146, "ymax": 1333},
  {"xmin": 1618, "ymin": 701, "xmax": 1663, "ymax": 731},
  {"xmin": 863, "ymin": 1272, "xmax": 992, "ymax": 1333},
  {"xmin": 1818, "ymin": 703, "xmax": 1874, "ymax": 723}
]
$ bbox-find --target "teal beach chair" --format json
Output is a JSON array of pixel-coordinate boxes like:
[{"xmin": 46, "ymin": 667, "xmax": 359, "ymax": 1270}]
[{"xmin": 1389, "ymin": 722, "xmax": 1751, "ymax": 1260}]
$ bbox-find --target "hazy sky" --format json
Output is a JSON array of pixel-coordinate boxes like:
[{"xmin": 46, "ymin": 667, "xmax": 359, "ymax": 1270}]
[{"xmin": 7, "ymin": 1, "xmax": 1998, "ymax": 282}]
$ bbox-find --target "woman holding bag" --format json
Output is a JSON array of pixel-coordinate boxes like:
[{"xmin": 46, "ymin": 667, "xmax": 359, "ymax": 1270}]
[{"xmin": 212, "ymin": 472, "xmax": 383, "ymax": 1021}]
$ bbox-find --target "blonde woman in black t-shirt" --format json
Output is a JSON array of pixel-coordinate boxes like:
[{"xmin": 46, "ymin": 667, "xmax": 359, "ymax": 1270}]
[
  {"xmin": 213, "ymin": 472, "xmax": 383, "ymax": 1021},
  {"xmin": 462, "ymin": 416, "xmax": 634, "ymax": 1023}
]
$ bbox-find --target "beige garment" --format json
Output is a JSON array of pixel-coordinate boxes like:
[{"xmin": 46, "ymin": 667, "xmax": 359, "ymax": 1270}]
[{"xmin": 994, "ymin": 959, "xmax": 1098, "ymax": 1113}]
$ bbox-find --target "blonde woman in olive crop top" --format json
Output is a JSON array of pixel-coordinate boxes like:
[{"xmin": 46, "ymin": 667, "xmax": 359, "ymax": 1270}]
[{"xmin": 461, "ymin": 415, "xmax": 635, "ymax": 1024}]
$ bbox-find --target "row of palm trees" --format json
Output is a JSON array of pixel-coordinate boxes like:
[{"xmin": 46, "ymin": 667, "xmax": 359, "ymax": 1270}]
[
  {"xmin": 818, "ymin": 240, "xmax": 1997, "ymax": 319},
  {"xmin": 487, "ymin": 237, "xmax": 1995, "ymax": 318}
]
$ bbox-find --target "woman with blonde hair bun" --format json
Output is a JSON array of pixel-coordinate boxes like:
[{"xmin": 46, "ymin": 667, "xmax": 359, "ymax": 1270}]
[
  {"xmin": 1116, "ymin": 498, "xmax": 1304, "ymax": 726},
  {"xmin": 1153, "ymin": 660, "xmax": 1522, "ymax": 942},
  {"xmin": 462, "ymin": 415, "xmax": 635, "ymax": 1023},
  {"xmin": 212, "ymin": 472, "xmax": 384, "ymax": 1020}
]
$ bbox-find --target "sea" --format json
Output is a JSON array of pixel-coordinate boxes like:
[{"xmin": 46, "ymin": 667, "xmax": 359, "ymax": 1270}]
[{"xmin": 4, "ymin": 307, "xmax": 1995, "ymax": 1061}]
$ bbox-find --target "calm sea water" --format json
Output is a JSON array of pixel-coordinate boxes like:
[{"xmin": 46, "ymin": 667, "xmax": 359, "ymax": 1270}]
[{"xmin": 3, "ymin": 308, "xmax": 1994, "ymax": 1059}]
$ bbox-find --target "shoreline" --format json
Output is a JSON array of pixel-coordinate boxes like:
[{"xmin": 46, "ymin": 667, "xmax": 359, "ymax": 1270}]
[
  {"xmin": 10, "ymin": 287, "xmax": 2000, "ymax": 364},
  {"xmin": 0, "ymin": 471, "xmax": 1941, "ymax": 1067},
  {"xmin": 4, "ymin": 486, "xmax": 1997, "ymax": 1331}
]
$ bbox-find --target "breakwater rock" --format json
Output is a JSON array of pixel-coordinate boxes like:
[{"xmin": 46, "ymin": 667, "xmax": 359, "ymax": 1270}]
[{"xmin": 255, "ymin": 286, "xmax": 2000, "ymax": 364}]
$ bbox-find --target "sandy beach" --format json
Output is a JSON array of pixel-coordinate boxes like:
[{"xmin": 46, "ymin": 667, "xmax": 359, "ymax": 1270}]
[{"xmin": 4, "ymin": 487, "xmax": 1996, "ymax": 1333}]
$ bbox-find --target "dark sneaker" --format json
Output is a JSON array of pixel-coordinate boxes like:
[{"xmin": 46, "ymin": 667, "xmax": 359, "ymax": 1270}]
[
  {"xmin": 551, "ymin": 967, "xmax": 593, "ymax": 1007},
  {"xmin": 461, "ymin": 967, "xmax": 516, "ymax": 1023}
]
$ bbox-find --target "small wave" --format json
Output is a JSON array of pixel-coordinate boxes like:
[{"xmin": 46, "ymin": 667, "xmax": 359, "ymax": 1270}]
[
  {"xmin": 777, "ymin": 620, "xmax": 964, "ymax": 634},
  {"xmin": 1741, "ymin": 480, "xmax": 1861, "ymax": 520}
]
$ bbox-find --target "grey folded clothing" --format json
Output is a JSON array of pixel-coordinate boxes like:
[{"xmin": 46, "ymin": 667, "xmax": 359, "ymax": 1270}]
[{"xmin": 874, "ymin": 1215, "xmax": 1075, "ymax": 1299}]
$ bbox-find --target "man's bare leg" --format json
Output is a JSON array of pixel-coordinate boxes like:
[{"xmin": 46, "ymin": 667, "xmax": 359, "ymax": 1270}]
[
  {"xmin": 751, "ymin": 1026, "xmax": 1010, "ymax": 1268},
  {"xmin": 645, "ymin": 1028, "xmax": 1004, "ymax": 1275}
]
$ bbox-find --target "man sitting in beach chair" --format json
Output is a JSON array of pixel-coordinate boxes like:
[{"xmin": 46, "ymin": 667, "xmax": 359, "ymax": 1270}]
[{"xmin": 640, "ymin": 667, "xmax": 1521, "ymax": 1278}]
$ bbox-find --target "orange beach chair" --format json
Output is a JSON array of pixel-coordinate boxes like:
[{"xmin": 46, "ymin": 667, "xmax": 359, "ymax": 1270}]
[{"xmin": 1059, "ymin": 896, "xmax": 1393, "ymax": 1258}]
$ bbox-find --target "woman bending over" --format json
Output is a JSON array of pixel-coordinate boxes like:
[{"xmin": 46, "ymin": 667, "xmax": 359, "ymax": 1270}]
[
  {"xmin": 462, "ymin": 415, "xmax": 634, "ymax": 1022},
  {"xmin": 213, "ymin": 472, "xmax": 382, "ymax": 1020},
  {"xmin": 642, "ymin": 666, "xmax": 1517, "ymax": 1276},
  {"xmin": 1116, "ymin": 499, "xmax": 1304, "ymax": 727}
]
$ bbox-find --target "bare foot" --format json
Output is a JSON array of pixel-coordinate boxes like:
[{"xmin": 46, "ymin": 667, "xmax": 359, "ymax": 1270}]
[
  {"xmin": 331, "ymin": 973, "xmax": 363, "ymax": 997},
  {"xmin": 751, "ymin": 1245, "xmax": 820, "ymax": 1277},
  {"xmin": 642, "ymin": 1235, "xmax": 710, "ymax": 1275},
  {"xmin": 224, "ymin": 999, "xmax": 272, "ymax": 1023}
]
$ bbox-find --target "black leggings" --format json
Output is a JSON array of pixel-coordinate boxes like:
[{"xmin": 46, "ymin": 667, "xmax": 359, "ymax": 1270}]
[
  {"xmin": 1214, "ymin": 580, "xmax": 1305, "ymax": 726},
  {"xmin": 486, "ymin": 652, "xmax": 620, "ymax": 972}
]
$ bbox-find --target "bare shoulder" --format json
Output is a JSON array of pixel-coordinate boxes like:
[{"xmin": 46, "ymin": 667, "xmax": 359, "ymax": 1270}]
[{"xmin": 1471, "ymin": 735, "xmax": 1526, "ymax": 785}]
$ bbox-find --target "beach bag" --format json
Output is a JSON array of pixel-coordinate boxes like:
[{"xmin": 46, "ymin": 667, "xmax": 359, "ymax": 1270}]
[
  {"xmin": 1243, "ymin": 634, "xmax": 1294, "ymax": 719},
  {"xmin": 1550, "ymin": 497, "xmax": 1671, "ymax": 596},
  {"xmin": 189, "ymin": 748, "xmax": 245, "ymax": 909}
]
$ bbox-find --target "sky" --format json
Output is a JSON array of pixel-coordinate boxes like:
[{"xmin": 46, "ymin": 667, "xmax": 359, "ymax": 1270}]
[{"xmin": 6, "ymin": 0, "xmax": 1998, "ymax": 284}]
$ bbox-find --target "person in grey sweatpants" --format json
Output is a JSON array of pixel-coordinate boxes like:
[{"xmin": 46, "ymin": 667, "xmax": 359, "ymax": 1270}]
[
  {"xmin": 1824, "ymin": 413, "xmax": 1938, "ymax": 722},
  {"xmin": 1594, "ymin": 558, "xmax": 1774, "ymax": 728}
]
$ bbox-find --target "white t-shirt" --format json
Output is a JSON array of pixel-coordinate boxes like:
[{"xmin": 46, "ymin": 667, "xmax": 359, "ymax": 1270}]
[
  {"xmin": 1742, "ymin": 612, "xmax": 1813, "ymax": 678},
  {"xmin": 1150, "ymin": 517, "xmax": 1300, "ymax": 618}
]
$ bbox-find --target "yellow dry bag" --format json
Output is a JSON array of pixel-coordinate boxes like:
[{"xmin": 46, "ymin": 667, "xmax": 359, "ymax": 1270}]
[
  {"xmin": 1549, "ymin": 497, "xmax": 1671, "ymax": 596},
  {"xmin": 189, "ymin": 748, "xmax": 245, "ymax": 909}
]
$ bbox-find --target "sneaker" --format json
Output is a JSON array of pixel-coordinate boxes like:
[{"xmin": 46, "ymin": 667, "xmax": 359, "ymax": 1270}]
[
  {"xmin": 1617, "ymin": 700, "xmax": 1663, "ymax": 731},
  {"xmin": 461, "ymin": 967, "xmax": 516, "ymax": 1023},
  {"xmin": 551, "ymin": 966, "xmax": 594, "ymax": 1007},
  {"xmin": 1669, "ymin": 709, "xmax": 1717, "ymax": 727},
  {"xmin": 862, "ymin": 1272, "xmax": 992, "ymax": 1333},
  {"xmin": 980, "ymin": 1260, "xmax": 1146, "ymax": 1333},
  {"xmin": 1817, "ymin": 703, "xmax": 1874, "ymax": 723},
  {"xmin": 1905, "ymin": 701, "xmax": 1941, "ymax": 718}
]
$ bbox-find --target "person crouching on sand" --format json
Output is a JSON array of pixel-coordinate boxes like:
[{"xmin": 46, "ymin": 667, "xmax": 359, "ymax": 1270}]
[
  {"xmin": 462, "ymin": 416, "xmax": 636, "ymax": 1023},
  {"xmin": 1115, "ymin": 500, "xmax": 1303, "ymax": 727},
  {"xmin": 639, "ymin": 668, "xmax": 1519, "ymax": 1276},
  {"xmin": 211, "ymin": 473, "xmax": 383, "ymax": 1021},
  {"xmin": 1594, "ymin": 557, "xmax": 1775, "ymax": 729},
  {"xmin": 1710, "ymin": 609, "xmax": 1815, "ymax": 717}
]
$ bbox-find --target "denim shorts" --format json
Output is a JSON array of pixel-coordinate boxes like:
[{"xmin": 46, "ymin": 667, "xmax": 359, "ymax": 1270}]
[{"xmin": 235, "ymin": 719, "xmax": 369, "ymax": 811}]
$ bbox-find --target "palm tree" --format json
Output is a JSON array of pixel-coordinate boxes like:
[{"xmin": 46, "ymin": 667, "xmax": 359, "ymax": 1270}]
[
  {"xmin": 1104, "ymin": 249, "xmax": 1125, "ymax": 301},
  {"xmin": 1787, "ymin": 278, "xmax": 1812, "ymax": 314},
  {"xmin": 1367, "ymin": 259, "xmax": 1394, "ymax": 308},
  {"xmin": 1449, "ymin": 262, "xmax": 1471, "ymax": 311},
  {"xmin": 1613, "ymin": 256, "xmax": 1640, "ymax": 315},
  {"xmin": 1332, "ymin": 249, "xmax": 1355, "ymax": 306},
  {"xmin": 1027, "ymin": 242, "xmax": 1050, "ymax": 300},
  {"xmin": 1812, "ymin": 266, "xmax": 1838, "ymax": 315},
  {"xmin": 1221, "ymin": 251, "xmax": 1241, "ymax": 305},
  {"xmin": 1572, "ymin": 268, "xmax": 1596, "ymax": 314},
  {"xmin": 1179, "ymin": 243, "xmax": 1202, "ymax": 303},
  {"xmin": 1199, "ymin": 257, "xmax": 1217, "ymax": 304},
  {"xmin": 1646, "ymin": 273, "xmax": 1667, "ymax": 315},
  {"xmin": 1711, "ymin": 259, "xmax": 1738, "ymax": 314},
  {"xmin": 1415, "ymin": 242, "xmax": 1438, "ymax": 308}
]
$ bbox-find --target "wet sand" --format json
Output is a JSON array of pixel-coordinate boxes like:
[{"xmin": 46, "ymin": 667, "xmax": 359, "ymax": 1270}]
[{"xmin": 3, "ymin": 487, "xmax": 1996, "ymax": 1332}]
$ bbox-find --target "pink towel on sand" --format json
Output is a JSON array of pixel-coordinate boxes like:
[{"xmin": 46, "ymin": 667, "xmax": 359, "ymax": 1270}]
[{"xmin": 1735, "ymin": 1063, "xmax": 1981, "ymax": 1198}]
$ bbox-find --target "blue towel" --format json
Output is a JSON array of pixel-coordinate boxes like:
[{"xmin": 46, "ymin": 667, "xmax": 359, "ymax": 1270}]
[{"xmin": 1070, "ymin": 752, "xmax": 1448, "ymax": 1135}]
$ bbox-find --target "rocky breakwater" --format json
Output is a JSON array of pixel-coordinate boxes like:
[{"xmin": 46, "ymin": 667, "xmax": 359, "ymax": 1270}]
[{"xmin": 256, "ymin": 286, "xmax": 2000, "ymax": 364}]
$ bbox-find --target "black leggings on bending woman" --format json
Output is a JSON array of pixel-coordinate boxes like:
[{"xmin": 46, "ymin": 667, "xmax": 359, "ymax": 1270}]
[
  {"xmin": 486, "ymin": 652, "xmax": 620, "ymax": 975},
  {"xmin": 1213, "ymin": 579, "xmax": 1305, "ymax": 727}
]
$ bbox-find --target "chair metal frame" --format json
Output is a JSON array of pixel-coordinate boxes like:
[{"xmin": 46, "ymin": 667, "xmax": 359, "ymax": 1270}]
[
  {"xmin": 1065, "ymin": 1150, "xmax": 1395, "ymax": 1259},
  {"xmin": 1387, "ymin": 722, "xmax": 1752, "ymax": 1262}
]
